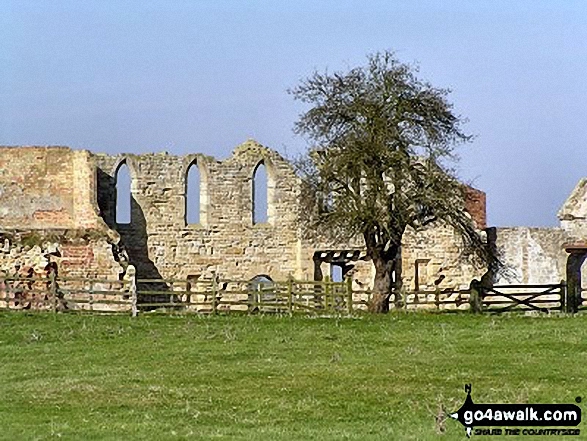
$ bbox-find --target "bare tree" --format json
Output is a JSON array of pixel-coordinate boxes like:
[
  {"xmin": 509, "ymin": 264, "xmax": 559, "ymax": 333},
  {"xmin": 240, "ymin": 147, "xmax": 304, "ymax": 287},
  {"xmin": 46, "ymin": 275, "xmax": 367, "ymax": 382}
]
[{"xmin": 290, "ymin": 51, "xmax": 498, "ymax": 313}]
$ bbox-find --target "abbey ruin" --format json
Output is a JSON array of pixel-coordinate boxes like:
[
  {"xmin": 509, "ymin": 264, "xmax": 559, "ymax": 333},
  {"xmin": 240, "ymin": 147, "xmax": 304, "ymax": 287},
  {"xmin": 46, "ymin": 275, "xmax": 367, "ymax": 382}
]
[{"xmin": 0, "ymin": 140, "xmax": 586, "ymax": 297}]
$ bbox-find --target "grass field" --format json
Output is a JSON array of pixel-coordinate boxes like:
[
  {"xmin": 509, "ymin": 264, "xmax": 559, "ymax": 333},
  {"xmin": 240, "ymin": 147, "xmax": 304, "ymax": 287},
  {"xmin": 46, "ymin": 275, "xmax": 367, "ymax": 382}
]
[{"xmin": 1, "ymin": 312, "xmax": 586, "ymax": 440}]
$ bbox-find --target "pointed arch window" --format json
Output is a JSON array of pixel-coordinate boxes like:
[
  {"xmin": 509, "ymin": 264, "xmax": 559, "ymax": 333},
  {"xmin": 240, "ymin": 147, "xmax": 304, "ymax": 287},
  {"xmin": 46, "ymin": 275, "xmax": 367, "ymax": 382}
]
[
  {"xmin": 252, "ymin": 162, "xmax": 268, "ymax": 224},
  {"xmin": 115, "ymin": 162, "xmax": 131, "ymax": 224},
  {"xmin": 186, "ymin": 161, "xmax": 201, "ymax": 225}
]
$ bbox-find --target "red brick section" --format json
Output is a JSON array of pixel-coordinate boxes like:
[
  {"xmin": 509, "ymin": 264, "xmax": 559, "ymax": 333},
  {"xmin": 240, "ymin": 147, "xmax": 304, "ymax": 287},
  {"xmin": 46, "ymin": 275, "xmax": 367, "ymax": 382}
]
[
  {"xmin": 32, "ymin": 209, "xmax": 72, "ymax": 225},
  {"xmin": 463, "ymin": 186, "xmax": 487, "ymax": 229},
  {"xmin": 60, "ymin": 245, "xmax": 95, "ymax": 275},
  {"xmin": 61, "ymin": 245, "xmax": 95, "ymax": 259},
  {"xmin": 0, "ymin": 147, "xmax": 77, "ymax": 229}
]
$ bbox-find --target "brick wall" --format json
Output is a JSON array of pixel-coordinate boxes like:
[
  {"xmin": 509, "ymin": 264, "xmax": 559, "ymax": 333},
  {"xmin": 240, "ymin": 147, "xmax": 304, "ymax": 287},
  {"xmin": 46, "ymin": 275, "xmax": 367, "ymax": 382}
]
[
  {"xmin": 464, "ymin": 186, "xmax": 487, "ymax": 230},
  {"xmin": 0, "ymin": 147, "xmax": 74, "ymax": 229},
  {"xmin": 0, "ymin": 232, "xmax": 122, "ymax": 281},
  {"xmin": 0, "ymin": 147, "xmax": 122, "ymax": 280}
]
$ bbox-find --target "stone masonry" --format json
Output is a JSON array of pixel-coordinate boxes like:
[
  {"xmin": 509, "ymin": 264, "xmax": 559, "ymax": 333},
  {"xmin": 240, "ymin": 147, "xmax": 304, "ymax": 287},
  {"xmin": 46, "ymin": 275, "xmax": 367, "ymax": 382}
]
[
  {"xmin": 495, "ymin": 179, "xmax": 587, "ymax": 289},
  {"xmin": 92, "ymin": 140, "xmax": 488, "ymax": 291},
  {"xmin": 0, "ymin": 141, "xmax": 585, "ymax": 295},
  {"xmin": 0, "ymin": 146, "xmax": 122, "ymax": 281}
]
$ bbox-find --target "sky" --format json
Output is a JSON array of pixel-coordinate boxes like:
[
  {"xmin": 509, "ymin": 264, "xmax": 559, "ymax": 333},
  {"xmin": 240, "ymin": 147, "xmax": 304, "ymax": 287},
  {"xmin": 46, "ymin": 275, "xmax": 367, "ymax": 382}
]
[{"xmin": 1, "ymin": 0, "xmax": 586, "ymax": 228}]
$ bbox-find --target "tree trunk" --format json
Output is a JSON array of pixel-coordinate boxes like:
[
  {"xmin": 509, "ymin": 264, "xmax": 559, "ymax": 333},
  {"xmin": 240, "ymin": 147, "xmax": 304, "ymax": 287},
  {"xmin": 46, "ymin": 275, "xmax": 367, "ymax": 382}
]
[
  {"xmin": 394, "ymin": 247, "xmax": 403, "ymax": 307},
  {"xmin": 368, "ymin": 249, "xmax": 398, "ymax": 313}
]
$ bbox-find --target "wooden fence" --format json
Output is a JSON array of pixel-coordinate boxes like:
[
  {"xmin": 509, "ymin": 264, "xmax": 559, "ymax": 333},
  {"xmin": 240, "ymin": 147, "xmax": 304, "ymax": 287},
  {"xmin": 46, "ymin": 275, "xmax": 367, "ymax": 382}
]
[
  {"xmin": 135, "ymin": 277, "xmax": 354, "ymax": 315},
  {"xmin": 0, "ymin": 272, "xmax": 574, "ymax": 315},
  {"xmin": 574, "ymin": 286, "xmax": 587, "ymax": 312},
  {"xmin": 0, "ymin": 273, "xmax": 130, "ymax": 313}
]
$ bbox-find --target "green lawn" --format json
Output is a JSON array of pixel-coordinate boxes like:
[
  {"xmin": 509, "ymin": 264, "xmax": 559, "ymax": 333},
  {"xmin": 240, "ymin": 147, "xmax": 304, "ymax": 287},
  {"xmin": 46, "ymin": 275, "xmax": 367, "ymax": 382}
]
[{"xmin": 0, "ymin": 312, "xmax": 586, "ymax": 440}]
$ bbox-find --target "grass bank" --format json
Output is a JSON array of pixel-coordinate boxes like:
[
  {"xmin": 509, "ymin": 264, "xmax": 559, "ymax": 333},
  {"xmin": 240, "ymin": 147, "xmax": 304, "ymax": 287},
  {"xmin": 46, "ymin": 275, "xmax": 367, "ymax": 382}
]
[{"xmin": 0, "ymin": 312, "xmax": 586, "ymax": 440}]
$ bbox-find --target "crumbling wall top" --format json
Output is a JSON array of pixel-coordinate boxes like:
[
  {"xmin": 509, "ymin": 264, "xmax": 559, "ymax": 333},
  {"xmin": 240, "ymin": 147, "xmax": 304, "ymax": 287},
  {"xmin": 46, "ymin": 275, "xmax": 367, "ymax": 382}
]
[
  {"xmin": 558, "ymin": 178, "xmax": 587, "ymax": 221},
  {"xmin": 0, "ymin": 146, "xmax": 113, "ymax": 235}
]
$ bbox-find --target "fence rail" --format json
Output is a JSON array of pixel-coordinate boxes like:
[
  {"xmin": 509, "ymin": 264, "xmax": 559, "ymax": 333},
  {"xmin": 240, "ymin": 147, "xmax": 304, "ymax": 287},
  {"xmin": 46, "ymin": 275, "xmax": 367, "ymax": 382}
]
[
  {"xmin": 0, "ymin": 274, "xmax": 130, "ymax": 313},
  {"xmin": 475, "ymin": 283, "xmax": 565, "ymax": 313},
  {"xmin": 0, "ymin": 273, "xmax": 576, "ymax": 315}
]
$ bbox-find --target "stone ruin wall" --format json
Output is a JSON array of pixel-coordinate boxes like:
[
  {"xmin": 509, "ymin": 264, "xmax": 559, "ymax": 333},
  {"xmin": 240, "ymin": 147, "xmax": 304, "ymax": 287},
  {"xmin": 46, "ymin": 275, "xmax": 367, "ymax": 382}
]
[
  {"xmin": 94, "ymin": 141, "xmax": 303, "ymax": 284},
  {"xmin": 495, "ymin": 179, "xmax": 587, "ymax": 290},
  {"xmin": 93, "ymin": 140, "xmax": 487, "ymax": 291},
  {"xmin": 0, "ymin": 146, "xmax": 75, "ymax": 229},
  {"xmin": 401, "ymin": 225, "xmax": 485, "ymax": 292},
  {"xmin": 559, "ymin": 178, "xmax": 587, "ymax": 240},
  {"xmin": 3, "ymin": 142, "xmax": 587, "ymax": 314},
  {"xmin": 0, "ymin": 141, "xmax": 539, "ymax": 297},
  {"xmin": 495, "ymin": 227, "xmax": 570, "ymax": 285},
  {"xmin": 0, "ymin": 146, "xmax": 123, "ymax": 281}
]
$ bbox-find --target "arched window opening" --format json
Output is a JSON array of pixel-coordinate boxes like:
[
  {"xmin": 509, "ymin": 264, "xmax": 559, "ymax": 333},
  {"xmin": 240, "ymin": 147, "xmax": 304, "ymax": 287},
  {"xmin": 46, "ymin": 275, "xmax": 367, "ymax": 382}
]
[
  {"xmin": 249, "ymin": 274, "xmax": 273, "ymax": 291},
  {"xmin": 115, "ymin": 162, "xmax": 131, "ymax": 224},
  {"xmin": 252, "ymin": 162, "xmax": 268, "ymax": 224},
  {"xmin": 186, "ymin": 162, "xmax": 201, "ymax": 225},
  {"xmin": 248, "ymin": 275, "xmax": 275, "ymax": 305}
]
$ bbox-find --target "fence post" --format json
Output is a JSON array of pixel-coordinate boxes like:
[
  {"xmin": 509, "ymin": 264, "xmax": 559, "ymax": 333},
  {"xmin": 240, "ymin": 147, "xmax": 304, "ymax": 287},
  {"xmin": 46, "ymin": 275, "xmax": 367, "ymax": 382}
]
[
  {"xmin": 287, "ymin": 275, "xmax": 293, "ymax": 315},
  {"xmin": 346, "ymin": 276, "xmax": 353, "ymax": 315},
  {"xmin": 469, "ymin": 279, "xmax": 482, "ymax": 313},
  {"xmin": 324, "ymin": 275, "xmax": 331, "ymax": 311},
  {"xmin": 3, "ymin": 276, "xmax": 9, "ymax": 310},
  {"xmin": 211, "ymin": 272, "xmax": 218, "ymax": 315},
  {"xmin": 50, "ymin": 271, "xmax": 57, "ymax": 313},
  {"xmin": 170, "ymin": 279, "xmax": 175, "ymax": 307},
  {"xmin": 89, "ymin": 280, "xmax": 94, "ymax": 312},
  {"xmin": 127, "ymin": 265, "xmax": 138, "ymax": 317},
  {"xmin": 560, "ymin": 279, "xmax": 567, "ymax": 313},
  {"xmin": 434, "ymin": 286, "xmax": 441, "ymax": 310}
]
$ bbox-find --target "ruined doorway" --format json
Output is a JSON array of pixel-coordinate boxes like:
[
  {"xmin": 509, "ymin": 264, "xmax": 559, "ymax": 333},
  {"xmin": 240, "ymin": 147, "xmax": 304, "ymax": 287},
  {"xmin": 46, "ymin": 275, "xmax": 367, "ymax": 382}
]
[
  {"xmin": 313, "ymin": 250, "xmax": 368, "ymax": 282},
  {"xmin": 564, "ymin": 243, "xmax": 587, "ymax": 312}
]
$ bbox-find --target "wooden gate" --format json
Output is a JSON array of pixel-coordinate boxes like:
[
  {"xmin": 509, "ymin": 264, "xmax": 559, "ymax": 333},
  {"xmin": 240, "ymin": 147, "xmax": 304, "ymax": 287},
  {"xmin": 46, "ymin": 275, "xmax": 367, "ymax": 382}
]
[{"xmin": 479, "ymin": 283, "xmax": 565, "ymax": 313}]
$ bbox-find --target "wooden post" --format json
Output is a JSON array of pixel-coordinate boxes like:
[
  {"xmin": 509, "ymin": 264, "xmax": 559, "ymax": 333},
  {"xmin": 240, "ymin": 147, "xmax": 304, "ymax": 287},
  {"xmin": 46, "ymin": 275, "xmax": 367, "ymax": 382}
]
[
  {"xmin": 287, "ymin": 275, "xmax": 293, "ymax": 315},
  {"xmin": 128, "ymin": 266, "xmax": 138, "ymax": 317},
  {"xmin": 560, "ymin": 279, "xmax": 567, "ymax": 312},
  {"xmin": 324, "ymin": 275, "xmax": 331, "ymax": 311},
  {"xmin": 469, "ymin": 279, "xmax": 482, "ymax": 313},
  {"xmin": 346, "ymin": 276, "xmax": 353, "ymax": 315},
  {"xmin": 50, "ymin": 271, "xmax": 57, "ymax": 313},
  {"xmin": 89, "ymin": 280, "xmax": 94, "ymax": 312},
  {"xmin": 211, "ymin": 273, "xmax": 218, "ymax": 315},
  {"xmin": 3, "ymin": 276, "xmax": 9, "ymax": 310},
  {"xmin": 250, "ymin": 283, "xmax": 258, "ymax": 313}
]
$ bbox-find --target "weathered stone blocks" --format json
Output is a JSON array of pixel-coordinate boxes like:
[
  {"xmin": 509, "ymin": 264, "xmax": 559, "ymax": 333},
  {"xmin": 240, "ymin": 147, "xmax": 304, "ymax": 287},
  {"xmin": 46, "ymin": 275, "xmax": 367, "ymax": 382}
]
[{"xmin": 1, "ymin": 141, "xmax": 584, "ymax": 297}]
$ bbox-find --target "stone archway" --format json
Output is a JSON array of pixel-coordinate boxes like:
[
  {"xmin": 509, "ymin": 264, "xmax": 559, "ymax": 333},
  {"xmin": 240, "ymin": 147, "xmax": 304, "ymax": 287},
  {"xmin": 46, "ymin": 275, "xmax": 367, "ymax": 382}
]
[{"xmin": 564, "ymin": 243, "xmax": 587, "ymax": 312}]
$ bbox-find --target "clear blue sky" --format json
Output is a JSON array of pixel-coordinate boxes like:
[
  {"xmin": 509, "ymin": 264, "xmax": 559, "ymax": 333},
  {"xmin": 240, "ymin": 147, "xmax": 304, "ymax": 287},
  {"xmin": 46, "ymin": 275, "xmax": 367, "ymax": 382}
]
[{"xmin": 1, "ymin": 0, "xmax": 586, "ymax": 227}]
